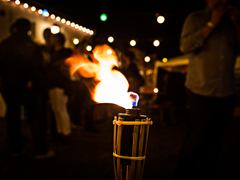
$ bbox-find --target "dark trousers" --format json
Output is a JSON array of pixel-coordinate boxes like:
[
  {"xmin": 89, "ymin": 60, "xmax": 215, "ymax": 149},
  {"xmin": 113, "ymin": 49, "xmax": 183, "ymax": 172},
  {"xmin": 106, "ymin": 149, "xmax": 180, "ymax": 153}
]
[
  {"xmin": 174, "ymin": 90, "xmax": 236, "ymax": 178},
  {"xmin": 26, "ymin": 91, "xmax": 49, "ymax": 155},
  {"xmin": 3, "ymin": 91, "xmax": 23, "ymax": 154},
  {"xmin": 67, "ymin": 81, "xmax": 83, "ymax": 125},
  {"xmin": 68, "ymin": 80, "xmax": 95, "ymax": 130}
]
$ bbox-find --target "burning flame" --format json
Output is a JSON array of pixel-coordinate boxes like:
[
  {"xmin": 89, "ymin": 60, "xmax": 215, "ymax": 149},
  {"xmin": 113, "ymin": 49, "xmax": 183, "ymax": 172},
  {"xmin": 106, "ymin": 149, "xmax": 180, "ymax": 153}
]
[{"xmin": 66, "ymin": 44, "xmax": 137, "ymax": 109}]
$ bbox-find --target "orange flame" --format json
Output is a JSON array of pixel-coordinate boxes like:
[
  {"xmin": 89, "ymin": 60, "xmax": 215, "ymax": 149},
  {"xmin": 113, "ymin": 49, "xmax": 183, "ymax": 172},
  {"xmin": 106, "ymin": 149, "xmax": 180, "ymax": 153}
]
[
  {"xmin": 66, "ymin": 44, "xmax": 134, "ymax": 109},
  {"xmin": 65, "ymin": 54, "xmax": 99, "ymax": 79}
]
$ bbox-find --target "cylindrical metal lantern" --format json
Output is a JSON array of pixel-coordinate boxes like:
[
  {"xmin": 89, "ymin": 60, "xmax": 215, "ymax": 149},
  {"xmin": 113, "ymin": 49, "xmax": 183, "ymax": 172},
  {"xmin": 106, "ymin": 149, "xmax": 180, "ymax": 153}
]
[{"xmin": 113, "ymin": 108, "xmax": 153, "ymax": 180}]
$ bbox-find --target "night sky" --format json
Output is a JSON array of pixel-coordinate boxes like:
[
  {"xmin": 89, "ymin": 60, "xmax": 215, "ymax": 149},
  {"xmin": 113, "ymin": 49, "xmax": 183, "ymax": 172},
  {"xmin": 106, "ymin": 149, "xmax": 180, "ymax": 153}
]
[{"xmin": 27, "ymin": 0, "xmax": 206, "ymax": 59}]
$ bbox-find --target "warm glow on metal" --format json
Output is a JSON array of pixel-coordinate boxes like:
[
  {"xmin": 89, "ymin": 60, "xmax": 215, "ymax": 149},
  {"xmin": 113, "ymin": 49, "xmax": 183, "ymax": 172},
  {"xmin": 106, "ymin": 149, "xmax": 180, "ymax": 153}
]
[
  {"xmin": 130, "ymin": 40, "xmax": 136, "ymax": 47},
  {"xmin": 108, "ymin": 36, "xmax": 114, "ymax": 43},
  {"xmin": 50, "ymin": 25, "xmax": 60, "ymax": 34},
  {"xmin": 157, "ymin": 15, "xmax": 165, "ymax": 24},
  {"xmin": 86, "ymin": 45, "xmax": 92, "ymax": 52},
  {"xmin": 73, "ymin": 38, "xmax": 80, "ymax": 45},
  {"xmin": 153, "ymin": 40, "xmax": 160, "ymax": 47},
  {"xmin": 144, "ymin": 56, "xmax": 151, "ymax": 63},
  {"xmin": 162, "ymin": 57, "xmax": 168, "ymax": 63}
]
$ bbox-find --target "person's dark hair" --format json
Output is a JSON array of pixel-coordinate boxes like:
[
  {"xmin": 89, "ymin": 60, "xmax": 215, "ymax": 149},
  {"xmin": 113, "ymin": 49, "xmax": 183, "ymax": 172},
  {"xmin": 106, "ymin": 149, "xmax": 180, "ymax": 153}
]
[
  {"xmin": 11, "ymin": 18, "xmax": 31, "ymax": 34},
  {"xmin": 55, "ymin": 32, "xmax": 66, "ymax": 46},
  {"xmin": 43, "ymin": 28, "xmax": 51, "ymax": 40}
]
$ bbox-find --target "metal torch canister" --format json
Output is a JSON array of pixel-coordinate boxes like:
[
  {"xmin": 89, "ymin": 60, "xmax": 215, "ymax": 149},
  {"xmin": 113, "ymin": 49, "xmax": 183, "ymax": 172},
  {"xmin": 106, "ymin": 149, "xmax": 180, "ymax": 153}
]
[{"xmin": 113, "ymin": 108, "xmax": 153, "ymax": 180}]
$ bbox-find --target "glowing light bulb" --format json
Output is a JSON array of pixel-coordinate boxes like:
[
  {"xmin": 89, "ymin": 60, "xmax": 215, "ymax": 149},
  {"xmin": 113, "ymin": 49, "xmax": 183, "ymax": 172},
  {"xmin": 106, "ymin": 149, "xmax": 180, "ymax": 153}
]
[
  {"xmin": 31, "ymin": 6, "xmax": 36, "ymax": 12},
  {"xmin": 153, "ymin": 40, "xmax": 160, "ymax": 47},
  {"xmin": 73, "ymin": 38, "xmax": 79, "ymax": 45},
  {"xmin": 56, "ymin": 16, "xmax": 61, "ymax": 21},
  {"xmin": 157, "ymin": 15, "xmax": 165, "ymax": 24},
  {"xmin": 90, "ymin": 30, "xmax": 94, "ymax": 35},
  {"xmin": 162, "ymin": 57, "xmax": 168, "ymax": 63},
  {"xmin": 15, "ymin": 0, "xmax": 20, "ymax": 5},
  {"xmin": 108, "ymin": 36, "xmax": 114, "ymax": 43},
  {"xmin": 66, "ymin": 21, "xmax": 71, "ymax": 25},
  {"xmin": 153, "ymin": 88, "xmax": 159, "ymax": 94},
  {"xmin": 42, "ymin": 9, "xmax": 49, "ymax": 17},
  {"xmin": 86, "ymin": 45, "xmax": 92, "ymax": 52},
  {"xmin": 23, "ymin": 3, "xmax": 28, "ymax": 8},
  {"xmin": 50, "ymin": 25, "xmax": 60, "ymax": 34},
  {"xmin": 100, "ymin": 13, "xmax": 108, "ymax": 22},
  {"xmin": 38, "ymin": 9, "xmax": 43, "ymax": 15},
  {"xmin": 144, "ymin": 56, "xmax": 151, "ymax": 63},
  {"xmin": 130, "ymin": 40, "xmax": 136, "ymax": 47}
]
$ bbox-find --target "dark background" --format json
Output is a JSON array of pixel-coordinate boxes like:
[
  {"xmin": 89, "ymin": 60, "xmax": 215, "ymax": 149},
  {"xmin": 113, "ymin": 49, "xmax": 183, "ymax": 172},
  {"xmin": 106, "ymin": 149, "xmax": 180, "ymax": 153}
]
[{"xmin": 24, "ymin": 0, "xmax": 208, "ymax": 59}]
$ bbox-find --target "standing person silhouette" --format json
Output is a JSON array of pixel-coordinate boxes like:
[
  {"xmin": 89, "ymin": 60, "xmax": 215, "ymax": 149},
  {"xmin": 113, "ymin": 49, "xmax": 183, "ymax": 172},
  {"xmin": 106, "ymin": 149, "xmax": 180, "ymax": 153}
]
[
  {"xmin": 40, "ymin": 28, "xmax": 58, "ymax": 143},
  {"xmin": 41, "ymin": 28, "xmax": 55, "ymax": 65},
  {"xmin": 174, "ymin": 0, "xmax": 240, "ymax": 178},
  {"xmin": 0, "ymin": 18, "xmax": 53, "ymax": 158},
  {"xmin": 47, "ymin": 32, "xmax": 73, "ymax": 143}
]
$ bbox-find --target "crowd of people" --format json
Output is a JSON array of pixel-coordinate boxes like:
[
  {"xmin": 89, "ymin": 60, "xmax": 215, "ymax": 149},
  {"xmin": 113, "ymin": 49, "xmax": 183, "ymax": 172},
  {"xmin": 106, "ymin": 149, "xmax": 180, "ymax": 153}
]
[{"xmin": 0, "ymin": 17, "xmax": 145, "ymax": 160}]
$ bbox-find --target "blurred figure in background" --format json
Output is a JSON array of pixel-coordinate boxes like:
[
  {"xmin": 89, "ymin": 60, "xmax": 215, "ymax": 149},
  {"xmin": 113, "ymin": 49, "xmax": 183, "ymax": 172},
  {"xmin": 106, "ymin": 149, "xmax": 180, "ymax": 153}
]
[
  {"xmin": 47, "ymin": 32, "xmax": 73, "ymax": 143},
  {"xmin": 175, "ymin": 0, "xmax": 240, "ymax": 178},
  {"xmin": 120, "ymin": 50, "xmax": 145, "ymax": 94},
  {"xmin": 41, "ymin": 28, "xmax": 55, "ymax": 65},
  {"xmin": 40, "ymin": 27, "xmax": 57, "ymax": 142},
  {"xmin": 66, "ymin": 51, "xmax": 96, "ymax": 132},
  {"xmin": 0, "ymin": 18, "xmax": 53, "ymax": 158}
]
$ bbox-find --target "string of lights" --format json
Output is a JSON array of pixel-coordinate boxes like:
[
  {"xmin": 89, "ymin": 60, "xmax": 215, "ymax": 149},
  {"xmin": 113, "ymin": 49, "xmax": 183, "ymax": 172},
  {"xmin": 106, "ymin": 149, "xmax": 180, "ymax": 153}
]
[{"xmin": 0, "ymin": 0, "xmax": 94, "ymax": 35}]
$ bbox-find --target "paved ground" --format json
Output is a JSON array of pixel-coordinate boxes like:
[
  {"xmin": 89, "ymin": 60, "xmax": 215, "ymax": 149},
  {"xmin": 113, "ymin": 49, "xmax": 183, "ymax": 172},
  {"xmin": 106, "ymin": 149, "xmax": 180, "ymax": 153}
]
[{"xmin": 1, "ymin": 104, "xmax": 240, "ymax": 179}]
